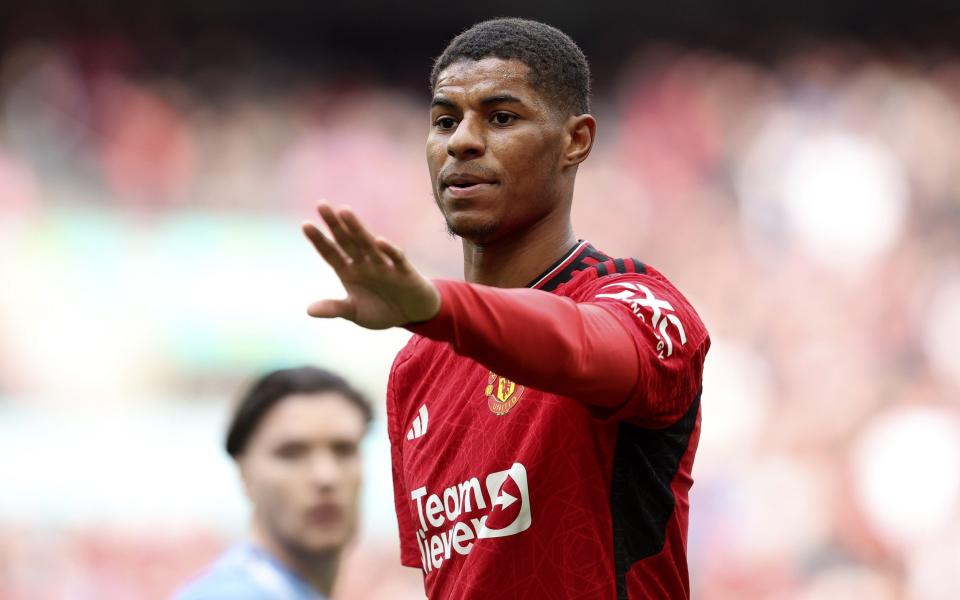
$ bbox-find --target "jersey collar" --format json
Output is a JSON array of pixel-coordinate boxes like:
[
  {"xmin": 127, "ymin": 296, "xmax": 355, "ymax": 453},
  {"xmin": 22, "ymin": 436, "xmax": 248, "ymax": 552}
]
[{"xmin": 527, "ymin": 240, "xmax": 611, "ymax": 292}]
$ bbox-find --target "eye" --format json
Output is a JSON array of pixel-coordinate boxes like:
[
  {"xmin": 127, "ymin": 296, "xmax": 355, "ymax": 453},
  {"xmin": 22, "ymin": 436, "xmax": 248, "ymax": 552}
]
[
  {"xmin": 434, "ymin": 116, "xmax": 458, "ymax": 130},
  {"xmin": 490, "ymin": 112, "xmax": 516, "ymax": 126},
  {"xmin": 274, "ymin": 442, "xmax": 308, "ymax": 460},
  {"xmin": 332, "ymin": 441, "xmax": 359, "ymax": 459}
]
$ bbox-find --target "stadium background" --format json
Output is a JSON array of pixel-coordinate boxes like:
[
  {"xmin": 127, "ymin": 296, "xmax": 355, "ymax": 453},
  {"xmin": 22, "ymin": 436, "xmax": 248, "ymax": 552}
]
[{"xmin": 2, "ymin": 1, "xmax": 960, "ymax": 598}]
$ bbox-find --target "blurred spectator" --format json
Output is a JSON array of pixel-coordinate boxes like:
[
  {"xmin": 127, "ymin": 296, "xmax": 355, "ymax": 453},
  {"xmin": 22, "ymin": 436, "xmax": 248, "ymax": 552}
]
[{"xmin": 174, "ymin": 367, "xmax": 372, "ymax": 600}]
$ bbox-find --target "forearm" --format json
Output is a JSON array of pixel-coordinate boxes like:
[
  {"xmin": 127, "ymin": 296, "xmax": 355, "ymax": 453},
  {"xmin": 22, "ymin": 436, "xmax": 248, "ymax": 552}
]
[{"xmin": 407, "ymin": 279, "xmax": 639, "ymax": 405}]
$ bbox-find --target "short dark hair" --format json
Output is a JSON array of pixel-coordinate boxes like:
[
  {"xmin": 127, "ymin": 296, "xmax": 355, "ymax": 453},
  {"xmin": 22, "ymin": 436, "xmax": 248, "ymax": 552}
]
[
  {"xmin": 431, "ymin": 17, "xmax": 591, "ymax": 116},
  {"xmin": 225, "ymin": 366, "xmax": 373, "ymax": 458}
]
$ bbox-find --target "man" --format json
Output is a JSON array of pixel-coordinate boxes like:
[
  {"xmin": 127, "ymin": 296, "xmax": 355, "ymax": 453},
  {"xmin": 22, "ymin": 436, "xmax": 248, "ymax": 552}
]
[
  {"xmin": 174, "ymin": 366, "xmax": 372, "ymax": 600},
  {"xmin": 302, "ymin": 17, "xmax": 709, "ymax": 600}
]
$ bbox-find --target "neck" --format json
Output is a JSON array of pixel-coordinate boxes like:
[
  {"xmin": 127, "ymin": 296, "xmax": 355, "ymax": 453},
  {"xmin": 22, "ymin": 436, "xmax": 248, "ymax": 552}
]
[
  {"xmin": 461, "ymin": 205, "xmax": 577, "ymax": 288},
  {"xmin": 249, "ymin": 519, "xmax": 340, "ymax": 597}
]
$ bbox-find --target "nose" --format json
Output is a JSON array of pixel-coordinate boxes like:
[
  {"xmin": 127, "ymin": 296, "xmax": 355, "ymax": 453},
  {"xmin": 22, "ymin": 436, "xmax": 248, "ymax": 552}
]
[
  {"xmin": 447, "ymin": 114, "xmax": 485, "ymax": 160},
  {"xmin": 310, "ymin": 450, "xmax": 339, "ymax": 491}
]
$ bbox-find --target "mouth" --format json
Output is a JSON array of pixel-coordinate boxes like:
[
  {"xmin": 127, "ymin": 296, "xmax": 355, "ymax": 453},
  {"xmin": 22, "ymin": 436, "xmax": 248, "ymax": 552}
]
[
  {"xmin": 442, "ymin": 172, "xmax": 498, "ymax": 189},
  {"xmin": 442, "ymin": 174, "xmax": 499, "ymax": 199},
  {"xmin": 306, "ymin": 504, "xmax": 342, "ymax": 525}
]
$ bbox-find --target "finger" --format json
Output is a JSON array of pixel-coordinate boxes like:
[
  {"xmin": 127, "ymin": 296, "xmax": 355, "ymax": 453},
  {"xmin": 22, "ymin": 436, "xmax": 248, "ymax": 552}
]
[
  {"xmin": 375, "ymin": 237, "xmax": 412, "ymax": 273},
  {"xmin": 340, "ymin": 209, "xmax": 387, "ymax": 265},
  {"xmin": 302, "ymin": 222, "xmax": 348, "ymax": 271},
  {"xmin": 307, "ymin": 298, "xmax": 355, "ymax": 320},
  {"xmin": 318, "ymin": 203, "xmax": 363, "ymax": 262}
]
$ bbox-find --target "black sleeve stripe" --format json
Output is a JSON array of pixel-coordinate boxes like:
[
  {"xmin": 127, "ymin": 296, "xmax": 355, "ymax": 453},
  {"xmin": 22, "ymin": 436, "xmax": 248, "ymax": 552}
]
[
  {"xmin": 613, "ymin": 258, "xmax": 626, "ymax": 273},
  {"xmin": 592, "ymin": 258, "xmax": 646, "ymax": 278},
  {"xmin": 584, "ymin": 246, "xmax": 612, "ymax": 263}
]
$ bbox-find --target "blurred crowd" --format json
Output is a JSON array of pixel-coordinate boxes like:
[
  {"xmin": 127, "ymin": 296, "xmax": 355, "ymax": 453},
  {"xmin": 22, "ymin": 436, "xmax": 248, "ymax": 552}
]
[{"xmin": 1, "ymin": 32, "xmax": 959, "ymax": 599}]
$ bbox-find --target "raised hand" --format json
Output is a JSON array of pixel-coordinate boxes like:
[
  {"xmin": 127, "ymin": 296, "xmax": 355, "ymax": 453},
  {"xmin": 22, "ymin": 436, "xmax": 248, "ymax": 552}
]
[{"xmin": 302, "ymin": 202, "xmax": 441, "ymax": 330}]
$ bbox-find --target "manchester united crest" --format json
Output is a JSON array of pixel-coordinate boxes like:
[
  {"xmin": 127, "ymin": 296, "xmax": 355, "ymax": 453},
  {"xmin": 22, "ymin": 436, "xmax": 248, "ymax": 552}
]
[{"xmin": 485, "ymin": 372, "xmax": 524, "ymax": 415}]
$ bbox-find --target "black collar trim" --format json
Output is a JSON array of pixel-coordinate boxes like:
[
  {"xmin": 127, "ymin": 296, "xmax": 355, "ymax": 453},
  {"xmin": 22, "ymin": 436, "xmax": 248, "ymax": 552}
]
[{"xmin": 527, "ymin": 241, "xmax": 611, "ymax": 292}]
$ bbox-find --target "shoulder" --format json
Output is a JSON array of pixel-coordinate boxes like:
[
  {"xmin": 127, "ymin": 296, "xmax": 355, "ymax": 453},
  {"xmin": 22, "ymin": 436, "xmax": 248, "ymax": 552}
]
[
  {"xmin": 171, "ymin": 559, "xmax": 272, "ymax": 600},
  {"xmin": 592, "ymin": 261, "xmax": 694, "ymax": 305},
  {"xmin": 555, "ymin": 256, "xmax": 647, "ymax": 294},
  {"xmin": 173, "ymin": 546, "xmax": 326, "ymax": 600},
  {"xmin": 571, "ymin": 258, "xmax": 709, "ymax": 346},
  {"xmin": 565, "ymin": 257, "xmax": 690, "ymax": 304}
]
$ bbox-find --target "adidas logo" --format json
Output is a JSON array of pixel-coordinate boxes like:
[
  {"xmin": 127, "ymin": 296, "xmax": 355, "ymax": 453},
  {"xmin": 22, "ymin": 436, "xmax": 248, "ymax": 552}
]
[{"xmin": 406, "ymin": 404, "xmax": 429, "ymax": 440}]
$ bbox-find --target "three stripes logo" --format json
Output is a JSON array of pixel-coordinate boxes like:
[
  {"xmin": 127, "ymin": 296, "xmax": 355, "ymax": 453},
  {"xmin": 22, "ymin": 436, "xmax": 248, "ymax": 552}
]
[{"xmin": 406, "ymin": 404, "xmax": 429, "ymax": 440}]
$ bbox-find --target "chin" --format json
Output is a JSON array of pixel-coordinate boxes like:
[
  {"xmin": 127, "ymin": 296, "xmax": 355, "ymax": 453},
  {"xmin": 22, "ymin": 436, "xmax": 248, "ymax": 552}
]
[
  {"xmin": 435, "ymin": 196, "xmax": 498, "ymax": 241},
  {"xmin": 445, "ymin": 215, "xmax": 501, "ymax": 243},
  {"xmin": 292, "ymin": 532, "xmax": 351, "ymax": 557}
]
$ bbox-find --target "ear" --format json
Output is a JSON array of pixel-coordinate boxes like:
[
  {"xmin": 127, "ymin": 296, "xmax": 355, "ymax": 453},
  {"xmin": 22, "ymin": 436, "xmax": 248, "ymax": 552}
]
[{"xmin": 561, "ymin": 114, "xmax": 596, "ymax": 168}]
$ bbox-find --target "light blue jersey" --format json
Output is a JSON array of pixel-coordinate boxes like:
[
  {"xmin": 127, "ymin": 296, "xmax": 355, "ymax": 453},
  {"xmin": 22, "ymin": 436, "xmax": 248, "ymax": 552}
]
[{"xmin": 173, "ymin": 542, "xmax": 326, "ymax": 600}]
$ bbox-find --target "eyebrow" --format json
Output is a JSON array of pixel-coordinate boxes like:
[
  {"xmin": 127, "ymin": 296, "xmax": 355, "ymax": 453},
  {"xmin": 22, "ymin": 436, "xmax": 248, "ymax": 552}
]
[
  {"xmin": 430, "ymin": 93, "xmax": 526, "ymax": 109},
  {"xmin": 431, "ymin": 96, "xmax": 456, "ymax": 109},
  {"xmin": 480, "ymin": 94, "xmax": 524, "ymax": 106}
]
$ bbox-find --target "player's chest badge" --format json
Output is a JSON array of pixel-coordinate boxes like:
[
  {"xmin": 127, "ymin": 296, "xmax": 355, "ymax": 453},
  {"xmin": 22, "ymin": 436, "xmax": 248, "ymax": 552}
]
[{"xmin": 485, "ymin": 371, "xmax": 524, "ymax": 415}]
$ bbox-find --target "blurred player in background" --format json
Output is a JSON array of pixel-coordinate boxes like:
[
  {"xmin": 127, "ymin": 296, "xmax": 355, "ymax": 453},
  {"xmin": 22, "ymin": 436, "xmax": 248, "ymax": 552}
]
[
  {"xmin": 174, "ymin": 366, "xmax": 372, "ymax": 600},
  {"xmin": 302, "ymin": 17, "xmax": 709, "ymax": 600}
]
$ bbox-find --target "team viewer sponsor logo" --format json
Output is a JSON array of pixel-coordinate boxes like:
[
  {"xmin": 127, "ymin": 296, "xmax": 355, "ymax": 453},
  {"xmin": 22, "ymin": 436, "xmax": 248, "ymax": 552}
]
[
  {"xmin": 410, "ymin": 463, "xmax": 532, "ymax": 573},
  {"xmin": 596, "ymin": 282, "xmax": 688, "ymax": 358}
]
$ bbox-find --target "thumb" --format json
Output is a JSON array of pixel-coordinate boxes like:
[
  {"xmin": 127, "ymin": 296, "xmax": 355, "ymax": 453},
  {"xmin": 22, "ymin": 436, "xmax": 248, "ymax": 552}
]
[{"xmin": 307, "ymin": 298, "xmax": 355, "ymax": 320}]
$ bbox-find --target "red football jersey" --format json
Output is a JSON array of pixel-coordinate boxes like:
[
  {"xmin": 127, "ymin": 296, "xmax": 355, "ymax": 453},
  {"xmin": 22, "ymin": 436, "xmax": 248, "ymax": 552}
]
[{"xmin": 387, "ymin": 241, "xmax": 709, "ymax": 599}]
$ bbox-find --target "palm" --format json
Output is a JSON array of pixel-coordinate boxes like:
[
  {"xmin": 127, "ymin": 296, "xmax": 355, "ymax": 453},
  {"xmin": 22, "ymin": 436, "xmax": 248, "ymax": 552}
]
[{"xmin": 302, "ymin": 203, "xmax": 440, "ymax": 329}]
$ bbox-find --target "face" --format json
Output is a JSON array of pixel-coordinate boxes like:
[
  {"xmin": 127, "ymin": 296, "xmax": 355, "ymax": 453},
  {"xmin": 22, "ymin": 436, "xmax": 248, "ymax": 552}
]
[
  {"xmin": 427, "ymin": 57, "xmax": 572, "ymax": 243},
  {"xmin": 238, "ymin": 393, "xmax": 366, "ymax": 558}
]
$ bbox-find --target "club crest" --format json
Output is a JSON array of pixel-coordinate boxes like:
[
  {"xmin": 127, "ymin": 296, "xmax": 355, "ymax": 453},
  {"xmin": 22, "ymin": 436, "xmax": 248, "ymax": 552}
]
[{"xmin": 485, "ymin": 372, "xmax": 524, "ymax": 415}]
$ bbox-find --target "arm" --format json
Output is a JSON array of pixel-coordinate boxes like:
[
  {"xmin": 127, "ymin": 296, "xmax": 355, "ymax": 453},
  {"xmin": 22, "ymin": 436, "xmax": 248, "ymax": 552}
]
[
  {"xmin": 302, "ymin": 204, "xmax": 707, "ymax": 420},
  {"xmin": 408, "ymin": 280, "xmax": 639, "ymax": 405},
  {"xmin": 408, "ymin": 275, "xmax": 709, "ymax": 424},
  {"xmin": 302, "ymin": 203, "xmax": 636, "ymax": 406}
]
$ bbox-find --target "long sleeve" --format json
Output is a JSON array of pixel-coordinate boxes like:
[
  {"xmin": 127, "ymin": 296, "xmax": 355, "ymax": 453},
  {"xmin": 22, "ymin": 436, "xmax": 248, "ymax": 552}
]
[{"xmin": 407, "ymin": 275, "xmax": 709, "ymax": 424}]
